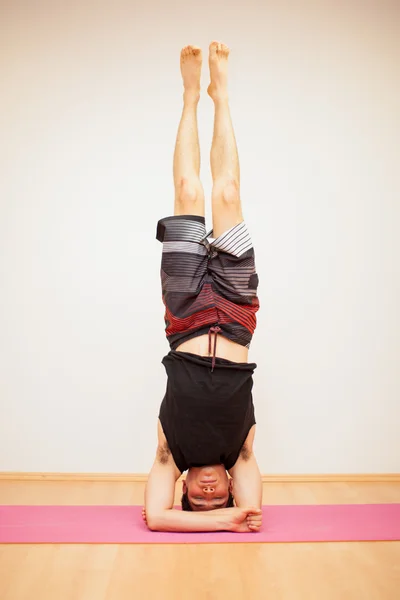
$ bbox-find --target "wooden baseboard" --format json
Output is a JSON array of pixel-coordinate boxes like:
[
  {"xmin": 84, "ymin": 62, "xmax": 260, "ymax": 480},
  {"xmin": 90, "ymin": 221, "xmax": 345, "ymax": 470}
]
[{"xmin": 0, "ymin": 472, "xmax": 399, "ymax": 483}]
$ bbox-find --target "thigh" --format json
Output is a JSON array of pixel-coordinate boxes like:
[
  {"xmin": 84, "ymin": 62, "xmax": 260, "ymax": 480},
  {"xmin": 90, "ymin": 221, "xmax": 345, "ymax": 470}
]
[
  {"xmin": 156, "ymin": 215, "xmax": 208, "ymax": 292},
  {"xmin": 211, "ymin": 179, "xmax": 243, "ymax": 238},
  {"xmin": 212, "ymin": 207, "xmax": 243, "ymax": 239},
  {"xmin": 207, "ymin": 222, "xmax": 259, "ymax": 303}
]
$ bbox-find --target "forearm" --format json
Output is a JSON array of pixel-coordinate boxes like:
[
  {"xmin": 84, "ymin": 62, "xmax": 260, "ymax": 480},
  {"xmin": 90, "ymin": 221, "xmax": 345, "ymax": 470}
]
[{"xmin": 147, "ymin": 508, "xmax": 235, "ymax": 532}]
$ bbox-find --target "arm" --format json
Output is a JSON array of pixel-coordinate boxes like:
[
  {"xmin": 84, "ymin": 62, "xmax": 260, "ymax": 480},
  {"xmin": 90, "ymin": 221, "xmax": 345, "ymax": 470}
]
[
  {"xmin": 228, "ymin": 425, "xmax": 263, "ymax": 509},
  {"xmin": 144, "ymin": 420, "xmax": 180, "ymax": 529},
  {"xmin": 144, "ymin": 420, "xmax": 260, "ymax": 532}
]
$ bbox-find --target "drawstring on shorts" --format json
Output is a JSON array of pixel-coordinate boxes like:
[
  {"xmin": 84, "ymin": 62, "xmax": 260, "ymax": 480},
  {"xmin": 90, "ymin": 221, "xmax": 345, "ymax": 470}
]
[{"xmin": 208, "ymin": 325, "xmax": 222, "ymax": 372}]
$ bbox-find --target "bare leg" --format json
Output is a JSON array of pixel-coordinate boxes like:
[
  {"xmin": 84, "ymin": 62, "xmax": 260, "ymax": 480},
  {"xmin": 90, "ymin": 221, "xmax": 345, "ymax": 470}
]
[
  {"xmin": 173, "ymin": 46, "xmax": 205, "ymax": 216},
  {"xmin": 208, "ymin": 42, "xmax": 243, "ymax": 236}
]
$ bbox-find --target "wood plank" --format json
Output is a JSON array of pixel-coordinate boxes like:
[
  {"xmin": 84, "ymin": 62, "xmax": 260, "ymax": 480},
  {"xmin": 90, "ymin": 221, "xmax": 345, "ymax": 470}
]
[
  {"xmin": 1, "ymin": 472, "xmax": 399, "ymax": 483},
  {"xmin": 1, "ymin": 480, "xmax": 399, "ymax": 505},
  {"xmin": 1, "ymin": 541, "xmax": 399, "ymax": 600}
]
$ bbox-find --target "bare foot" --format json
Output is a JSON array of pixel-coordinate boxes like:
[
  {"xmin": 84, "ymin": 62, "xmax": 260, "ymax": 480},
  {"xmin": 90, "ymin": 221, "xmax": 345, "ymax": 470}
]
[
  {"xmin": 207, "ymin": 41, "xmax": 230, "ymax": 102},
  {"xmin": 180, "ymin": 45, "xmax": 202, "ymax": 102}
]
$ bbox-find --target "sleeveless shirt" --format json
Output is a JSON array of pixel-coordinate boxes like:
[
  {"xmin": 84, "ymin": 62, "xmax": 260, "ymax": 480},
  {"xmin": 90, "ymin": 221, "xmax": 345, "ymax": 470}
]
[{"xmin": 159, "ymin": 350, "xmax": 257, "ymax": 473}]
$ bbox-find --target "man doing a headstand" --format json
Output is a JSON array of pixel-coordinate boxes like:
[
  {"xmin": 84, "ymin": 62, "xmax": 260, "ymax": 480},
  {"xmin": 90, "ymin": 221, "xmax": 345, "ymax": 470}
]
[{"xmin": 144, "ymin": 42, "xmax": 262, "ymax": 533}]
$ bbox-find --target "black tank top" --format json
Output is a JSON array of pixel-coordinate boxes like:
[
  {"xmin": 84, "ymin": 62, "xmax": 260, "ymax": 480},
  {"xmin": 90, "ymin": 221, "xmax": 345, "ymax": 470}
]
[{"xmin": 159, "ymin": 351, "xmax": 257, "ymax": 473}]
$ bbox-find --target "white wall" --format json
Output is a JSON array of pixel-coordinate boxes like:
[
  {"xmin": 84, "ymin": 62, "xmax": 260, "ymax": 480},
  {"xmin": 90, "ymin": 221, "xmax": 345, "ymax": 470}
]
[{"xmin": 1, "ymin": 0, "xmax": 399, "ymax": 474}]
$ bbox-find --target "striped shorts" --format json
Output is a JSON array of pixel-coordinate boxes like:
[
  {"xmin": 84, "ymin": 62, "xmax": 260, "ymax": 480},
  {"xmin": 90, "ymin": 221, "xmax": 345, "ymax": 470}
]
[{"xmin": 156, "ymin": 215, "xmax": 260, "ymax": 350}]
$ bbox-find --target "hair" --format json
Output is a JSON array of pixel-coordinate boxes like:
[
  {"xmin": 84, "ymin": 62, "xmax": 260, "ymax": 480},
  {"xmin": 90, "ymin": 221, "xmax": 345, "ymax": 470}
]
[{"xmin": 181, "ymin": 491, "xmax": 235, "ymax": 511}]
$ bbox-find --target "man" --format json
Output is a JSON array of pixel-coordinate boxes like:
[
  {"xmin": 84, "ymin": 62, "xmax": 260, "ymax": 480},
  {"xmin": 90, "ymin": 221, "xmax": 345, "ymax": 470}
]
[{"xmin": 143, "ymin": 42, "xmax": 262, "ymax": 533}]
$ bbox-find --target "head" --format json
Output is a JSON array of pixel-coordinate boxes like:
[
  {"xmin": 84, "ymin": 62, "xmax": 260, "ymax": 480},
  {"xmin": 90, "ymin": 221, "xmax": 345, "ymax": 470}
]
[{"xmin": 181, "ymin": 465, "xmax": 234, "ymax": 511}]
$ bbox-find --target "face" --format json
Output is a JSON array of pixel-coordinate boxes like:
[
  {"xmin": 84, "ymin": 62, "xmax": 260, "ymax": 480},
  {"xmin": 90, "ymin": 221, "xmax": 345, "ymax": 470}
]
[{"xmin": 183, "ymin": 465, "xmax": 233, "ymax": 511}]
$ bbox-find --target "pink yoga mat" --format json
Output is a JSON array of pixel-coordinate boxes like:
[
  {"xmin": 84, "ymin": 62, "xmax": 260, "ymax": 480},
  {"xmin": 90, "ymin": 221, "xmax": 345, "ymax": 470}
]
[{"xmin": 1, "ymin": 504, "xmax": 399, "ymax": 544}]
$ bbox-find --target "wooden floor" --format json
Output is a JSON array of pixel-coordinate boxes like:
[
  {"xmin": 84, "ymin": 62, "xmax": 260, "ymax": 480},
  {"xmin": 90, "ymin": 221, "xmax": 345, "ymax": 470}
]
[{"xmin": 1, "ymin": 481, "xmax": 399, "ymax": 600}]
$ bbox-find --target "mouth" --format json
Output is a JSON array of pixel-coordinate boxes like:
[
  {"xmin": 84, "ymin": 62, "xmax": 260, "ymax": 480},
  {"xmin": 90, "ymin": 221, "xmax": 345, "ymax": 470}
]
[{"xmin": 200, "ymin": 479, "xmax": 217, "ymax": 485}]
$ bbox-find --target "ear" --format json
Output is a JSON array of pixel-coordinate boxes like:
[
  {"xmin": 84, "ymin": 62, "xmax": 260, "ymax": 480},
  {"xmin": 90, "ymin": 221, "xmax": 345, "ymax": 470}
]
[
  {"xmin": 228, "ymin": 478, "xmax": 233, "ymax": 494},
  {"xmin": 182, "ymin": 479, "xmax": 187, "ymax": 494}
]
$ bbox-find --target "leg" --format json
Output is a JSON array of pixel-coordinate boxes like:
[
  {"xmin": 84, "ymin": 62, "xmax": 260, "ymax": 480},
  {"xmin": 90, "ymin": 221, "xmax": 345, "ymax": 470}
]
[
  {"xmin": 208, "ymin": 42, "xmax": 243, "ymax": 237},
  {"xmin": 173, "ymin": 46, "xmax": 205, "ymax": 217}
]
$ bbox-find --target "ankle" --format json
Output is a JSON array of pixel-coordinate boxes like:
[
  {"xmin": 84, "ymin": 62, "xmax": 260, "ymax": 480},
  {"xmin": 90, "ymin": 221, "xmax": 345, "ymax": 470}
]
[
  {"xmin": 212, "ymin": 93, "xmax": 229, "ymax": 105},
  {"xmin": 207, "ymin": 84, "xmax": 229, "ymax": 104},
  {"xmin": 183, "ymin": 88, "xmax": 200, "ymax": 105}
]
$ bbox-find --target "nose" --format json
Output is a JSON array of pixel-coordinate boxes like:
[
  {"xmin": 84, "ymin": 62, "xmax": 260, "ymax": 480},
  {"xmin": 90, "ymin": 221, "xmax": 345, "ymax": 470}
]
[{"xmin": 202, "ymin": 485, "xmax": 215, "ymax": 494}]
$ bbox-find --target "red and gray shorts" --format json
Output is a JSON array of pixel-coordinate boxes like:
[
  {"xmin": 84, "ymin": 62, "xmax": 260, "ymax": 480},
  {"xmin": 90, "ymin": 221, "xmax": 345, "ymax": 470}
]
[{"xmin": 156, "ymin": 215, "xmax": 260, "ymax": 365}]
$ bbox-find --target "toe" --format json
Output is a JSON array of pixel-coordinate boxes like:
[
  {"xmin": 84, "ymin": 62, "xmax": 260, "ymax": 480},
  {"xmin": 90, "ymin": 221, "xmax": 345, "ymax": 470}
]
[
  {"xmin": 182, "ymin": 45, "xmax": 202, "ymax": 59},
  {"xmin": 210, "ymin": 41, "xmax": 230, "ymax": 57}
]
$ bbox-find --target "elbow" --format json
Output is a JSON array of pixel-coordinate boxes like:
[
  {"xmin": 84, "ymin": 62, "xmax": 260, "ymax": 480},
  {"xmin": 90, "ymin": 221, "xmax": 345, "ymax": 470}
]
[{"xmin": 145, "ymin": 513, "xmax": 161, "ymax": 531}]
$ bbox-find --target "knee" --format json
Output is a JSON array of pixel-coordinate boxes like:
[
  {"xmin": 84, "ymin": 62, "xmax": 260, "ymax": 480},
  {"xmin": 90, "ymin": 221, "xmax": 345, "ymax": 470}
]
[
  {"xmin": 175, "ymin": 177, "xmax": 203, "ymax": 212},
  {"xmin": 213, "ymin": 178, "xmax": 240, "ymax": 206}
]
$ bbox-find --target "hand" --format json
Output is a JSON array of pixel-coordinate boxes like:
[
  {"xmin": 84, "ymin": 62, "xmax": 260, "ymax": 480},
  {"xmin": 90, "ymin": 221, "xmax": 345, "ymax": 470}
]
[
  {"xmin": 225, "ymin": 507, "xmax": 263, "ymax": 533},
  {"xmin": 246, "ymin": 509, "xmax": 263, "ymax": 532},
  {"xmin": 142, "ymin": 507, "xmax": 147, "ymax": 526}
]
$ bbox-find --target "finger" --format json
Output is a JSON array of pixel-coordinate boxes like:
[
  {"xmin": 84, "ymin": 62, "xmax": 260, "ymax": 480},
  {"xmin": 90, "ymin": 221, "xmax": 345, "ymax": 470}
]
[
  {"xmin": 247, "ymin": 521, "xmax": 262, "ymax": 527},
  {"xmin": 247, "ymin": 515, "xmax": 262, "ymax": 522},
  {"xmin": 247, "ymin": 519, "xmax": 262, "ymax": 527},
  {"xmin": 246, "ymin": 508, "xmax": 262, "ymax": 515},
  {"xmin": 247, "ymin": 520, "xmax": 262, "ymax": 526}
]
